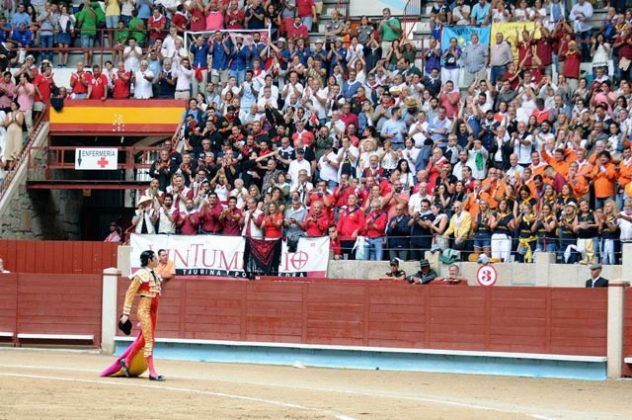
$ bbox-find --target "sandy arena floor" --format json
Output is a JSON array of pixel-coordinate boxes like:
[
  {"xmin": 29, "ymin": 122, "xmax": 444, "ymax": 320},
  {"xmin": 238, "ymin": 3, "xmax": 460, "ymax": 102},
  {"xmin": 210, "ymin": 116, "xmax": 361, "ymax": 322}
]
[{"xmin": 0, "ymin": 349, "xmax": 631, "ymax": 419}]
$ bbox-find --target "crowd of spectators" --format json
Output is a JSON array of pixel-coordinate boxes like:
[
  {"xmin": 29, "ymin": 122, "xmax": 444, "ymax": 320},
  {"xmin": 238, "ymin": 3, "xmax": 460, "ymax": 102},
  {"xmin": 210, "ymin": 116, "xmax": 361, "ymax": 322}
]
[
  {"xmin": 119, "ymin": 1, "xmax": 632, "ymax": 266},
  {"xmin": 0, "ymin": 1, "xmax": 631, "ymax": 265}
]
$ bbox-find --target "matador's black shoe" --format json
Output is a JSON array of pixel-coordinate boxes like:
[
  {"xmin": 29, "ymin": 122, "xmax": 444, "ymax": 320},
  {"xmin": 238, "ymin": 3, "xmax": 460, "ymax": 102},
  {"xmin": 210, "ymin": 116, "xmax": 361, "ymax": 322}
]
[
  {"xmin": 149, "ymin": 374, "xmax": 166, "ymax": 382},
  {"xmin": 119, "ymin": 359, "xmax": 130, "ymax": 377}
]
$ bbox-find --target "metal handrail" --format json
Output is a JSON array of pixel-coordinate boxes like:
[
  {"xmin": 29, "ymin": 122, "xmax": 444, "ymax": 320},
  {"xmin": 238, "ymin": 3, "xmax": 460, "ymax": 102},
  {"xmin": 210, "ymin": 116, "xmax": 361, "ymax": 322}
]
[
  {"xmin": 0, "ymin": 111, "xmax": 48, "ymax": 202},
  {"xmin": 402, "ymin": 0, "xmax": 423, "ymax": 39}
]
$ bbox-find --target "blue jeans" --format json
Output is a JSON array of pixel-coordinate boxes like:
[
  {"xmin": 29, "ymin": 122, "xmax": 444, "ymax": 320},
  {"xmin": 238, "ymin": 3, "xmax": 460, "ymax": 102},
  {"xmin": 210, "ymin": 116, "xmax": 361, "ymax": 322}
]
[
  {"xmin": 39, "ymin": 34, "xmax": 53, "ymax": 62},
  {"xmin": 536, "ymin": 239, "xmax": 556, "ymax": 253},
  {"xmin": 490, "ymin": 65, "xmax": 507, "ymax": 85},
  {"xmin": 301, "ymin": 16, "xmax": 313, "ymax": 30},
  {"xmin": 601, "ymin": 238, "xmax": 615, "ymax": 265},
  {"xmin": 80, "ymin": 34, "xmax": 95, "ymax": 48},
  {"xmin": 106, "ymin": 15, "xmax": 119, "ymax": 29},
  {"xmin": 594, "ymin": 197, "xmax": 609, "ymax": 210},
  {"xmin": 229, "ymin": 69, "xmax": 245, "ymax": 84},
  {"xmin": 367, "ymin": 237, "xmax": 384, "ymax": 261}
]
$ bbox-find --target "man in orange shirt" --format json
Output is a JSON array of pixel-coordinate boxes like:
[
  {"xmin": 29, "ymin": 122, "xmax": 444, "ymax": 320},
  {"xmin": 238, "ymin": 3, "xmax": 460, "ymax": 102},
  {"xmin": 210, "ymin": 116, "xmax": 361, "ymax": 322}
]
[
  {"xmin": 541, "ymin": 148, "xmax": 570, "ymax": 177},
  {"xmin": 618, "ymin": 147, "xmax": 632, "ymax": 206},
  {"xmin": 465, "ymin": 180, "xmax": 482, "ymax": 220},
  {"xmin": 566, "ymin": 162, "xmax": 589, "ymax": 200},
  {"xmin": 592, "ymin": 151, "xmax": 617, "ymax": 208},
  {"xmin": 574, "ymin": 148, "xmax": 594, "ymax": 181},
  {"xmin": 156, "ymin": 249, "xmax": 175, "ymax": 282},
  {"xmin": 480, "ymin": 167, "xmax": 505, "ymax": 209}
]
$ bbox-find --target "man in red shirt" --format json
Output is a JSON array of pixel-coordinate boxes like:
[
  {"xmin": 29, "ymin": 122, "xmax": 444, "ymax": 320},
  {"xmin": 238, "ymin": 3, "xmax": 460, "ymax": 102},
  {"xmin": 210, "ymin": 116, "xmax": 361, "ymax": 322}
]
[
  {"xmin": 148, "ymin": 7, "xmax": 166, "ymax": 44},
  {"xmin": 88, "ymin": 64, "xmax": 108, "ymax": 100},
  {"xmin": 288, "ymin": 17, "xmax": 309, "ymax": 43},
  {"xmin": 291, "ymin": 119, "xmax": 314, "ymax": 147},
  {"xmin": 339, "ymin": 102, "xmax": 359, "ymax": 131},
  {"xmin": 333, "ymin": 174, "xmax": 353, "ymax": 208},
  {"xmin": 533, "ymin": 26, "xmax": 553, "ymax": 76},
  {"xmin": 336, "ymin": 194, "xmax": 365, "ymax": 260},
  {"xmin": 302, "ymin": 201, "xmax": 329, "ymax": 237},
  {"xmin": 307, "ymin": 180, "xmax": 333, "ymax": 210},
  {"xmin": 531, "ymin": 98, "xmax": 550, "ymax": 124},
  {"xmin": 112, "ymin": 60, "xmax": 131, "ymax": 99},
  {"xmin": 69, "ymin": 61, "xmax": 89, "ymax": 99},
  {"xmin": 177, "ymin": 198, "xmax": 200, "ymax": 235},
  {"xmin": 199, "ymin": 192, "xmax": 223, "ymax": 234},
  {"xmin": 614, "ymin": 26, "xmax": 632, "ymax": 81},
  {"xmin": 220, "ymin": 196, "xmax": 243, "ymax": 235},
  {"xmin": 33, "ymin": 64, "xmax": 55, "ymax": 113},
  {"xmin": 562, "ymin": 40, "xmax": 581, "ymax": 92},
  {"xmin": 364, "ymin": 199, "xmax": 388, "ymax": 260}
]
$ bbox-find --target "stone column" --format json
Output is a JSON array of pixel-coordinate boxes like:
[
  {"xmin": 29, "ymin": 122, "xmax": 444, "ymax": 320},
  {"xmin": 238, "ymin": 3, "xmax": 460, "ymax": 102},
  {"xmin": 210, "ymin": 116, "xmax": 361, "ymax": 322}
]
[
  {"xmin": 101, "ymin": 267, "xmax": 120, "ymax": 354},
  {"xmin": 607, "ymin": 280, "xmax": 625, "ymax": 379},
  {"xmin": 534, "ymin": 252, "xmax": 554, "ymax": 287},
  {"xmin": 117, "ymin": 245, "xmax": 132, "ymax": 278}
]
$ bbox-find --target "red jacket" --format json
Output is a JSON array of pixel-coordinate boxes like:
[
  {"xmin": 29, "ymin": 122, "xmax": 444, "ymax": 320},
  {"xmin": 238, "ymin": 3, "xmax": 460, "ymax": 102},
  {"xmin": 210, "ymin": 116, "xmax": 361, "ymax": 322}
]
[
  {"xmin": 364, "ymin": 211, "xmax": 387, "ymax": 238},
  {"xmin": 303, "ymin": 212, "xmax": 329, "ymax": 237},
  {"xmin": 336, "ymin": 206, "xmax": 365, "ymax": 241}
]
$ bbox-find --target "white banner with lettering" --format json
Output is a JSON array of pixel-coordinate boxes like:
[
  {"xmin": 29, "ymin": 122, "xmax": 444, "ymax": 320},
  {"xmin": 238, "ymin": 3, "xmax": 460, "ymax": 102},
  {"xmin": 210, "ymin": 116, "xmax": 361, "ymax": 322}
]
[{"xmin": 130, "ymin": 234, "xmax": 329, "ymax": 278}]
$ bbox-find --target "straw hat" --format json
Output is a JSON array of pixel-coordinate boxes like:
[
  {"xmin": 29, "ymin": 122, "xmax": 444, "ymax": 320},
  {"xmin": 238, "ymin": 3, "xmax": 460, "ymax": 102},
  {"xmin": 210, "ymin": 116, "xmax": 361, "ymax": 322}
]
[{"xmin": 137, "ymin": 195, "xmax": 153, "ymax": 207}]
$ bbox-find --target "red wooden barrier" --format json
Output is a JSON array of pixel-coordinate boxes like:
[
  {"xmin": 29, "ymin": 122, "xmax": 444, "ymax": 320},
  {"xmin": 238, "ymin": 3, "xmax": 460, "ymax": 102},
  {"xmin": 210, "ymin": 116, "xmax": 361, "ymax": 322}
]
[
  {"xmin": 16, "ymin": 273, "xmax": 102, "ymax": 346},
  {"xmin": 623, "ymin": 289, "xmax": 632, "ymax": 376},
  {"xmin": 0, "ymin": 240, "xmax": 118, "ymax": 274},
  {"xmin": 116, "ymin": 278, "xmax": 608, "ymax": 356},
  {"xmin": 0, "ymin": 274, "xmax": 17, "ymax": 341}
]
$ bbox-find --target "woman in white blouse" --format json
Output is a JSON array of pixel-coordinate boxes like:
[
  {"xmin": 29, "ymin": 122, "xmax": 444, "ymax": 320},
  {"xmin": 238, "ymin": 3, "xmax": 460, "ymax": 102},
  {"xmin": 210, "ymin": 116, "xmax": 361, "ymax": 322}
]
[{"xmin": 345, "ymin": 36, "xmax": 364, "ymax": 69}]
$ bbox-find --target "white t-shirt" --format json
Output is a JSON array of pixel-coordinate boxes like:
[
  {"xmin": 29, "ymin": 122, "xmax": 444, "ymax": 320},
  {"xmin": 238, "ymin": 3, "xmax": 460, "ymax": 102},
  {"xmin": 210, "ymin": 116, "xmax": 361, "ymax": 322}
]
[
  {"xmin": 257, "ymin": 84, "xmax": 279, "ymax": 101},
  {"xmin": 175, "ymin": 67, "xmax": 193, "ymax": 91},
  {"xmin": 618, "ymin": 215, "xmax": 632, "ymax": 242},
  {"xmin": 134, "ymin": 70, "xmax": 154, "ymax": 99},
  {"xmin": 409, "ymin": 120, "xmax": 429, "ymax": 148},
  {"xmin": 288, "ymin": 158, "xmax": 312, "ymax": 187},
  {"xmin": 514, "ymin": 135, "xmax": 533, "ymax": 165},
  {"xmin": 157, "ymin": 206, "xmax": 177, "ymax": 234},
  {"xmin": 305, "ymin": 86, "xmax": 328, "ymax": 119},
  {"xmin": 257, "ymin": 95, "xmax": 278, "ymax": 110},
  {"xmin": 123, "ymin": 45, "xmax": 142, "ymax": 72},
  {"xmin": 318, "ymin": 151, "xmax": 339, "ymax": 183},
  {"xmin": 282, "ymin": 82, "xmax": 304, "ymax": 104},
  {"xmin": 161, "ymin": 34, "xmax": 183, "ymax": 59}
]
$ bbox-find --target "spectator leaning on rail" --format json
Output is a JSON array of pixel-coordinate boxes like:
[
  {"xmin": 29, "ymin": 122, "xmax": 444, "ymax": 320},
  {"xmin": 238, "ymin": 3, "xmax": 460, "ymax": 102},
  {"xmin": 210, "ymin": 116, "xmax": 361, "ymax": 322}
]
[
  {"xmin": 406, "ymin": 259, "xmax": 437, "ymax": 285},
  {"xmin": 435, "ymin": 263, "xmax": 468, "ymax": 285},
  {"xmin": 378, "ymin": 258, "xmax": 406, "ymax": 281}
]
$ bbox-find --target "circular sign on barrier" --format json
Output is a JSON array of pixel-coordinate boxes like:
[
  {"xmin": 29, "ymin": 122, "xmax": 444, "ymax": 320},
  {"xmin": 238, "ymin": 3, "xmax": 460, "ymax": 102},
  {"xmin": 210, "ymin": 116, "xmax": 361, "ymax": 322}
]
[{"xmin": 476, "ymin": 265, "xmax": 497, "ymax": 287}]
